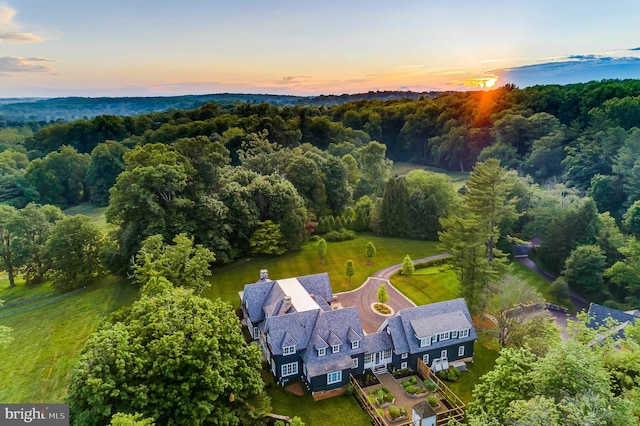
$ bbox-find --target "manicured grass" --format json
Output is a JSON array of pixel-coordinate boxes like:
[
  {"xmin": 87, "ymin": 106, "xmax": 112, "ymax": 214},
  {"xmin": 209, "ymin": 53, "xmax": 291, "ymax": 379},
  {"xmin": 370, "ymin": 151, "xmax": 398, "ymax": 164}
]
[
  {"xmin": 0, "ymin": 278, "xmax": 139, "ymax": 403},
  {"xmin": 0, "ymin": 273, "xmax": 54, "ymax": 306},
  {"xmin": 204, "ymin": 233, "xmax": 441, "ymax": 307},
  {"xmin": 391, "ymin": 162, "xmax": 469, "ymax": 190},
  {"xmin": 268, "ymin": 386, "xmax": 370, "ymax": 426},
  {"xmin": 446, "ymin": 336, "xmax": 500, "ymax": 404},
  {"xmin": 63, "ymin": 203, "xmax": 108, "ymax": 228},
  {"xmin": 390, "ymin": 264, "xmax": 460, "ymax": 305}
]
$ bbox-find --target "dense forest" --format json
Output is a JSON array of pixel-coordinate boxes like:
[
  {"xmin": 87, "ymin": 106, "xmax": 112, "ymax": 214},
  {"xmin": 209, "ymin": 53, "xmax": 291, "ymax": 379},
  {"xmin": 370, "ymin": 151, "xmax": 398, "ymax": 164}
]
[
  {"xmin": 4, "ymin": 79, "xmax": 640, "ymax": 310},
  {"xmin": 6, "ymin": 79, "xmax": 640, "ymax": 425}
]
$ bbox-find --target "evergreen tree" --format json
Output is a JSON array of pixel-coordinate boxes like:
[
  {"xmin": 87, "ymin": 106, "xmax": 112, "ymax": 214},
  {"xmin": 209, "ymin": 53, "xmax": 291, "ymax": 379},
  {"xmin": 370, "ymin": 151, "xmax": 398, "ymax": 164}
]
[
  {"xmin": 377, "ymin": 283, "xmax": 389, "ymax": 304},
  {"xmin": 381, "ymin": 176, "xmax": 411, "ymax": 238},
  {"xmin": 401, "ymin": 254, "xmax": 415, "ymax": 278}
]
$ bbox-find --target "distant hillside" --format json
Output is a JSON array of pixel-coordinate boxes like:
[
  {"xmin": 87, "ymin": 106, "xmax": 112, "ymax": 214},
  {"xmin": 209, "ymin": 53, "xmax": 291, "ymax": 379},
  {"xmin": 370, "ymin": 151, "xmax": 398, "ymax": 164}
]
[{"xmin": 0, "ymin": 91, "xmax": 439, "ymax": 123}]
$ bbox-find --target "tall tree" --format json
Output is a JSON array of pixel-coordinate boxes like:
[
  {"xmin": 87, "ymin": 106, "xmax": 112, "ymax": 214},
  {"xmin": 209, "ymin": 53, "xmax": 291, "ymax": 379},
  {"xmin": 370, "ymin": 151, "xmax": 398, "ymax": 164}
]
[
  {"xmin": 44, "ymin": 215, "xmax": 105, "ymax": 291},
  {"xmin": 0, "ymin": 205, "xmax": 18, "ymax": 288},
  {"xmin": 85, "ymin": 141, "xmax": 128, "ymax": 206},
  {"xmin": 67, "ymin": 286, "xmax": 268, "ymax": 425},
  {"xmin": 317, "ymin": 238, "xmax": 327, "ymax": 264},
  {"xmin": 381, "ymin": 176, "xmax": 411, "ymax": 238},
  {"xmin": 562, "ymin": 244, "xmax": 606, "ymax": 296},
  {"xmin": 134, "ymin": 233, "xmax": 215, "ymax": 294}
]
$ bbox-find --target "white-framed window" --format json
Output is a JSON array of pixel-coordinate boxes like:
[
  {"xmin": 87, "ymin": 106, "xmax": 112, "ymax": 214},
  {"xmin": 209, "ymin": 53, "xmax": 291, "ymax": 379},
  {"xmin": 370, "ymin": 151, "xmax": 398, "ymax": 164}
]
[
  {"xmin": 451, "ymin": 330, "xmax": 458, "ymax": 338},
  {"xmin": 419, "ymin": 337, "xmax": 431, "ymax": 347},
  {"xmin": 351, "ymin": 340, "xmax": 360, "ymax": 349},
  {"xmin": 422, "ymin": 354, "xmax": 429, "ymax": 364},
  {"xmin": 364, "ymin": 353, "xmax": 374, "ymax": 364},
  {"xmin": 441, "ymin": 349, "xmax": 447, "ymax": 359},
  {"xmin": 332, "ymin": 344, "xmax": 340, "ymax": 353},
  {"xmin": 318, "ymin": 347, "xmax": 326, "ymax": 357},
  {"xmin": 253, "ymin": 326, "xmax": 259, "ymax": 339},
  {"xmin": 401, "ymin": 352, "xmax": 408, "ymax": 359},
  {"xmin": 438, "ymin": 331, "xmax": 450, "ymax": 341},
  {"xmin": 352, "ymin": 357, "xmax": 358, "ymax": 369},
  {"xmin": 383, "ymin": 349, "xmax": 392, "ymax": 359},
  {"xmin": 283, "ymin": 345, "xmax": 296, "ymax": 355},
  {"xmin": 401, "ymin": 362, "xmax": 408, "ymax": 369},
  {"xmin": 433, "ymin": 335, "xmax": 438, "ymax": 343},
  {"xmin": 327, "ymin": 371, "xmax": 342, "ymax": 385},
  {"xmin": 458, "ymin": 345, "xmax": 465, "ymax": 357},
  {"xmin": 459, "ymin": 329, "xmax": 469, "ymax": 338},
  {"xmin": 281, "ymin": 362, "xmax": 298, "ymax": 377}
]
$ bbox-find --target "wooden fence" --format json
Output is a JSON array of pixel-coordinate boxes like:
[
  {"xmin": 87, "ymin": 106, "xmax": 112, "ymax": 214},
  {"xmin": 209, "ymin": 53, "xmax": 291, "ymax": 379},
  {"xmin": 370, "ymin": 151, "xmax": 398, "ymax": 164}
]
[{"xmin": 416, "ymin": 360, "xmax": 466, "ymax": 426}]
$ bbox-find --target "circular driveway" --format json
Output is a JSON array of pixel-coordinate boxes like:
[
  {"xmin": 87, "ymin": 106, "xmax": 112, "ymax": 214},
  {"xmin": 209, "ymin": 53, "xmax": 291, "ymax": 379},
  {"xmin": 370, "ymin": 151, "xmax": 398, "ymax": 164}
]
[{"xmin": 333, "ymin": 254, "xmax": 450, "ymax": 334}]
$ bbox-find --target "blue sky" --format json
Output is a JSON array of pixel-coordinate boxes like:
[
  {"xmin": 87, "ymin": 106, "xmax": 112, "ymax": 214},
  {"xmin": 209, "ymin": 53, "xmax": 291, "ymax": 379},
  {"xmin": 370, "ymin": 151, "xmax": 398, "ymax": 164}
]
[{"xmin": 2, "ymin": 0, "xmax": 640, "ymax": 97}]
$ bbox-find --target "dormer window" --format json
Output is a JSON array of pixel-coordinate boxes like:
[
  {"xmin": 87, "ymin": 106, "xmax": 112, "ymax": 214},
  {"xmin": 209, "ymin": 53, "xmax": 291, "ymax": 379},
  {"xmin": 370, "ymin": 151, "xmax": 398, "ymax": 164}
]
[
  {"xmin": 459, "ymin": 329, "xmax": 469, "ymax": 338},
  {"xmin": 283, "ymin": 345, "xmax": 296, "ymax": 355},
  {"xmin": 318, "ymin": 347, "xmax": 326, "ymax": 357},
  {"xmin": 351, "ymin": 340, "xmax": 360, "ymax": 349},
  {"xmin": 438, "ymin": 331, "xmax": 450, "ymax": 341},
  {"xmin": 332, "ymin": 344, "xmax": 340, "ymax": 353},
  {"xmin": 451, "ymin": 330, "xmax": 458, "ymax": 338},
  {"xmin": 419, "ymin": 337, "xmax": 431, "ymax": 347}
]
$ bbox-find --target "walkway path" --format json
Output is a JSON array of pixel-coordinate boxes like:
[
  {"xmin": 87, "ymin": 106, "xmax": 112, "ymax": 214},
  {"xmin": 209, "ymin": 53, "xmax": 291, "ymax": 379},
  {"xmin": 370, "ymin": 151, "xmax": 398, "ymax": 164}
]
[{"xmin": 334, "ymin": 254, "xmax": 449, "ymax": 334}]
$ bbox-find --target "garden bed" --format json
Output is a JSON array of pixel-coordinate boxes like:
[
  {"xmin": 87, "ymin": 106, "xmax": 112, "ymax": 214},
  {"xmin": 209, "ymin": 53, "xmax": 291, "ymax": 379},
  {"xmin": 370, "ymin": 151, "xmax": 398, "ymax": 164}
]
[{"xmin": 353, "ymin": 369, "xmax": 380, "ymax": 388}]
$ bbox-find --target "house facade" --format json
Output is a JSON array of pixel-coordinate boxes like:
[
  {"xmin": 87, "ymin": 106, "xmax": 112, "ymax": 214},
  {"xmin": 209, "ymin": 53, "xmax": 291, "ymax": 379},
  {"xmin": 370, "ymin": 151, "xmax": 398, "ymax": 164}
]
[{"xmin": 240, "ymin": 270, "xmax": 477, "ymax": 394}]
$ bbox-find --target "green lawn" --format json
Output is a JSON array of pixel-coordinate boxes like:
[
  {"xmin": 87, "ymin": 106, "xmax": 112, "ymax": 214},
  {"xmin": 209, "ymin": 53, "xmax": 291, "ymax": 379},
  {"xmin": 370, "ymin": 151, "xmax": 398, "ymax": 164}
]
[
  {"xmin": 0, "ymin": 273, "xmax": 54, "ymax": 306},
  {"xmin": 269, "ymin": 386, "xmax": 370, "ymax": 426},
  {"xmin": 0, "ymin": 278, "xmax": 138, "ymax": 403},
  {"xmin": 204, "ymin": 233, "xmax": 442, "ymax": 307},
  {"xmin": 446, "ymin": 336, "xmax": 500, "ymax": 403},
  {"xmin": 62, "ymin": 203, "xmax": 108, "ymax": 228},
  {"xmin": 390, "ymin": 264, "xmax": 460, "ymax": 305},
  {"xmin": 391, "ymin": 162, "xmax": 469, "ymax": 190},
  {"xmin": 509, "ymin": 261, "xmax": 572, "ymax": 309}
]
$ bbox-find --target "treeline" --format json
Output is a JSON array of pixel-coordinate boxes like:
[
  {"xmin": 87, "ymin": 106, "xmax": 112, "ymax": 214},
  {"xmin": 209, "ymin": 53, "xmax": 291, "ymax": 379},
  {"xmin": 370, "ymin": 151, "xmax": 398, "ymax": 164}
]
[{"xmin": 4, "ymin": 79, "xmax": 640, "ymax": 308}]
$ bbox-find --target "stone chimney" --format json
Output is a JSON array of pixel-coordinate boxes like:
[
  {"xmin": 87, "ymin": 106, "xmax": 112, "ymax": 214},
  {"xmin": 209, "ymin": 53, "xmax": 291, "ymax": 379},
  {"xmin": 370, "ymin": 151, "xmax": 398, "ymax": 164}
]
[
  {"xmin": 282, "ymin": 295, "xmax": 292, "ymax": 313},
  {"xmin": 259, "ymin": 269, "xmax": 269, "ymax": 282}
]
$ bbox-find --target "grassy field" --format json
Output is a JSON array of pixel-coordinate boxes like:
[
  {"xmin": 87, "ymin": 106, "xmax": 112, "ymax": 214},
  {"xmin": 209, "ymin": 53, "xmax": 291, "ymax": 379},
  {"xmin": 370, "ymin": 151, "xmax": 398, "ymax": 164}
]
[
  {"xmin": 62, "ymin": 203, "xmax": 108, "ymax": 228},
  {"xmin": 391, "ymin": 162, "xmax": 469, "ymax": 190},
  {"xmin": 0, "ymin": 274, "xmax": 54, "ymax": 306},
  {"xmin": 391, "ymin": 264, "xmax": 460, "ymax": 305},
  {"xmin": 204, "ymin": 233, "xmax": 442, "ymax": 307},
  {"xmin": 447, "ymin": 336, "xmax": 500, "ymax": 403},
  {"xmin": 0, "ymin": 278, "xmax": 138, "ymax": 403},
  {"xmin": 269, "ymin": 386, "xmax": 371, "ymax": 426}
]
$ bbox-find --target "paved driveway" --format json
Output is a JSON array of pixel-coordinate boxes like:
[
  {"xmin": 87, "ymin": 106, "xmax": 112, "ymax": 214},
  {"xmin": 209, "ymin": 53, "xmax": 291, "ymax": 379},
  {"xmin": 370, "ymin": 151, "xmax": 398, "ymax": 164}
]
[{"xmin": 334, "ymin": 254, "xmax": 450, "ymax": 334}]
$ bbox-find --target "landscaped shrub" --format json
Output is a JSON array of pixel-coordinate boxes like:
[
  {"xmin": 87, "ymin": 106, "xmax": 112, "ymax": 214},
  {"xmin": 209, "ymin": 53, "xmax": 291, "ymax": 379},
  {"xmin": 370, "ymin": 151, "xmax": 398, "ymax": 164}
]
[
  {"xmin": 425, "ymin": 380, "xmax": 437, "ymax": 391},
  {"xmin": 388, "ymin": 405, "xmax": 400, "ymax": 419},
  {"xmin": 428, "ymin": 395, "xmax": 439, "ymax": 407},
  {"xmin": 324, "ymin": 229, "xmax": 356, "ymax": 242},
  {"xmin": 437, "ymin": 367, "xmax": 460, "ymax": 382},
  {"xmin": 344, "ymin": 383, "xmax": 354, "ymax": 396}
]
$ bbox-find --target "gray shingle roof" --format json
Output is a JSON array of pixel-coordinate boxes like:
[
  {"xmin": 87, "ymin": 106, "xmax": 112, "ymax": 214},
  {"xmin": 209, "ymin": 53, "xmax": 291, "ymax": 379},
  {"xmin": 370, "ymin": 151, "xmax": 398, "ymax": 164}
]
[
  {"xmin": 588, "ymin": 303, "xmax": 640, "ymax": 340},
  {"xmin": 302, "ymin": 306, "xmax": 366, "ymax": 377},
  {"xmin": 410, "ymin": 311, "xmax": 472, "ymax": 338},
  {"xmin": 313, "ymin": 334, "xmax": 329, "ymax": 350},
  {"xmin": 363, "ymin": 331, "xmax": 393, "ymax": 353},
  {"xmin": 297, "ymin": 272, "xmax": 333, "ymax": 302},
  {"xmin": 347, "ymin": 327, "xmax": 362, "ymax": 343},
  {"xmin": 281, "ymin": 332, "xmax": 298, "ymax": 349},
  {"xmin": 384, "ymin": 298, "xmax": 477, "ymax": 354},
  {"xmin": 242, "ymin": 280, "xmax": 275, "ymax": 323},
  {"xmin": 264, "ymin": 309, "xmax": 319, "ymax": 355}
]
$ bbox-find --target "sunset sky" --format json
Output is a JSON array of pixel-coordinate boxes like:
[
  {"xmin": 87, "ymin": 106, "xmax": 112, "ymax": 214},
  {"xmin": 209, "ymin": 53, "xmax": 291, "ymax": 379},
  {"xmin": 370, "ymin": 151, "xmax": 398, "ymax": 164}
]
[{"xmin": 3, "ymin": 0, "xmax": 640, "ymax": 97}]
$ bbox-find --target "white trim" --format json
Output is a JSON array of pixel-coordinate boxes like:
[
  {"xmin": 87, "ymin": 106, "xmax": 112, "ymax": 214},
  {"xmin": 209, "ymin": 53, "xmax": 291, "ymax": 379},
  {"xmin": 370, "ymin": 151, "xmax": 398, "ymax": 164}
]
[
  {"xmin": 401, "ymin": 352, "xmax": 408, "ymax": 359},
  {"xmin": 441, "ymin": 349, "xmax": 447, "ymax": 359},
  {"xmin": 459, "ymin": 329, "xmax": 469, "ymax": 338},
  {"xmin": 451, "ymin": 330, "xmax": 458, "ymax": 338},
  {"xmin": 438, "ymin": 331, "xmax": 450, "ymax": 341},
  {"xmin": 332, "ymin": 344, "xmax": 340, "ymax": 353},
  {"xmin": 419, "ymin": 336, "xmax": 431, "ymax": 347},
  {"xmin": 351, "ymin": 340, "xmax": 360, "ymax": 349},
  {"xmin": 282, "ymin": 362, "xmax": 298, "ymax": 377},
  {"xmin": 283, "ymin": 345, "xmax": 296, "ymax": 355},
  {"xmin": 458, "ymin": 345, "xmax": 465, "ymax": 356},
  {"xmin": 422, "ymin": 354, "xmax": 429, "ymax": 364},
  {"xmin": 318, "ymin": 347, "xmax": 326, "ymax": 357},
  {"xmin": 401, "ymin": 361, "xmax": 407, "ymax": 369},
  {"xmin": 352, "ymin": 357, "xmax": 359, "ymax": 369},
  {"xmin": 327, "ymin": 371, "xmax": 342, "ymax": 385}
]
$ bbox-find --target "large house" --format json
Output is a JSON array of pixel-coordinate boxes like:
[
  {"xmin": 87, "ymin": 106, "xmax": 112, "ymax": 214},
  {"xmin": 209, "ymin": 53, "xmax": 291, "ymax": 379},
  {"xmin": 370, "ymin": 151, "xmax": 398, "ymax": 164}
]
[{"xmin": 240, "ymin": 270, "xmax": 477, "ymax": 394}]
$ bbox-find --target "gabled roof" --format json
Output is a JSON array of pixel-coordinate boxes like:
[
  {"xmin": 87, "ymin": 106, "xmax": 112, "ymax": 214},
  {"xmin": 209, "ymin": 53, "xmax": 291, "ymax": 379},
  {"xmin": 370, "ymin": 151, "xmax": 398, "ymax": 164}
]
[
  {"xmin": 302, "ymin": 306, "xmax": 367, "ymax": 377},
  {"xmin": 242, "ymin": 280, "xmax": 275, "ymax": 323},
  {"xmin": 363, "ymin": 331, "xmax": 393, "ymax": 353},
  {"xmin": 281, "ymin": 332, "xmax": 298, "ymax": 349},
  {"xmin": 347, "ymin": 327, "xmax": 362, "ymax": 343},
  {"xmin": 264, "ymin": 309, "xmax": 319, "ymax": 356},
  {"xmin": 382, "ymin": 298, "xmax": 477, "ymax": 354},
  {"xmin": 313, "ymin": 334, "xmax": 329, "ymax": 350}
]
